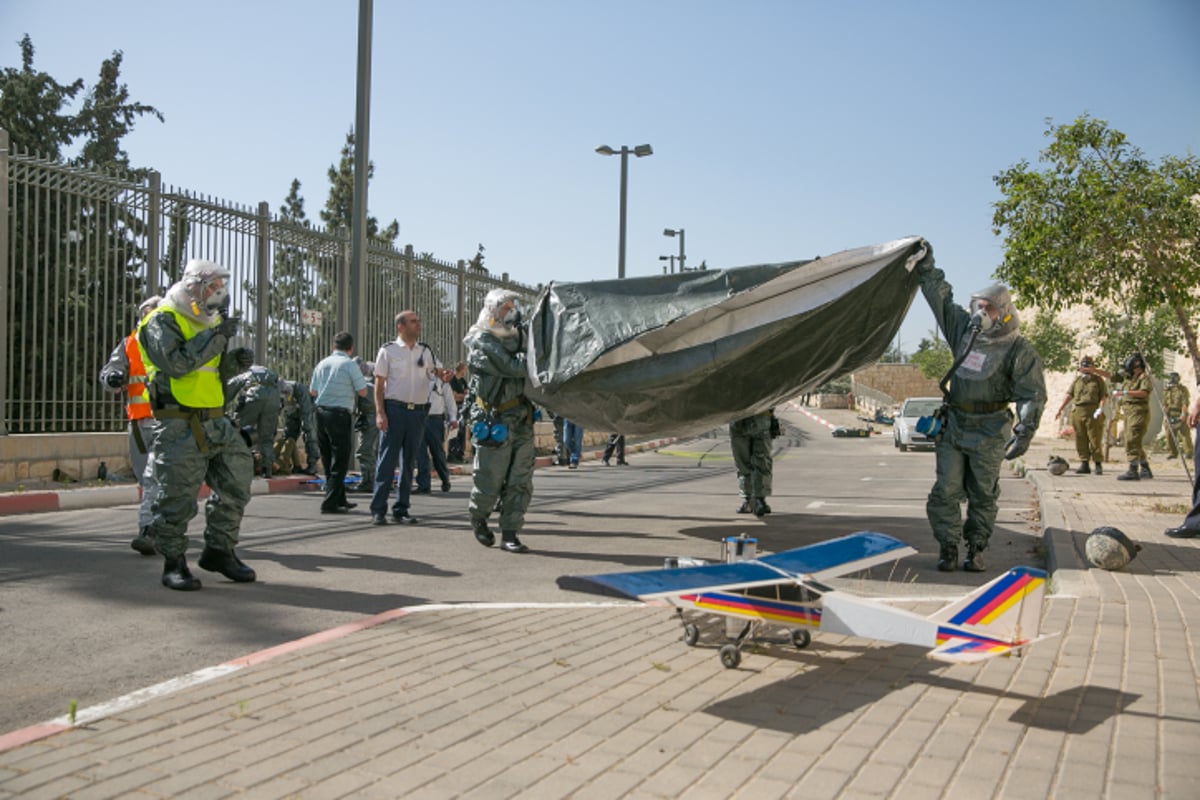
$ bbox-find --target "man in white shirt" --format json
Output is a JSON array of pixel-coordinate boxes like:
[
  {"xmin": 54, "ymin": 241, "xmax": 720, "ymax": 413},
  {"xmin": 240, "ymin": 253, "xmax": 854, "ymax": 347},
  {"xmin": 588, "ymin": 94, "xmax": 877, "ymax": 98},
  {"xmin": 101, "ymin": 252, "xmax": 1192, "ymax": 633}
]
[{"xmin": 370, "ymin": 310, "xmax": 440, "ymax": 525}]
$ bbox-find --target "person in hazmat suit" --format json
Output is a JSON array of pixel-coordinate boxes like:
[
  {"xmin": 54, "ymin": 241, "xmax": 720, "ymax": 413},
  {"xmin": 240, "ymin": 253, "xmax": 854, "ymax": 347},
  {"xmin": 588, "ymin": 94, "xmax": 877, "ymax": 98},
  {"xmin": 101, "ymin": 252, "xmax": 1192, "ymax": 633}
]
[
  {"xmin": 138, "ymin": 259, "xmax": 257, "ymax": 591},
  {"xmin": 228, "ymin": 362, "xmax": 282, "ymax": 478},
  {"xmin": 465, "ymin": 289, "xmax": 536, "ymax": 553},
  {"xmin": 353, "ymin": 356, "xmax": 379, "ymax": 491},
  {"xmin": 730, "ymin": 410, "xmax": 775, "ymax": 517},
  {"xmin": 914, "ymin": 251, "xmax": 1046, "ymax": 573}
]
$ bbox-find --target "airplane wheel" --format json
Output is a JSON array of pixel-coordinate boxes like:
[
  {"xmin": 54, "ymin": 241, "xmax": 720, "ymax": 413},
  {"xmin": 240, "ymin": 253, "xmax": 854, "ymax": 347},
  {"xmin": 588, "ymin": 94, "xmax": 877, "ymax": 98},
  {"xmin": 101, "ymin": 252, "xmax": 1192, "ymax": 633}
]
[
  {"xmin": 719, "ymin": 644, "xmax": 741, "ymax": 669},
  {"xmin": 682, "ymin": 623, "xmax": 700, "ymax": 647},
  {"xmin": 791, "ymin": 629, "xmax": 812, "ymax": 649}
]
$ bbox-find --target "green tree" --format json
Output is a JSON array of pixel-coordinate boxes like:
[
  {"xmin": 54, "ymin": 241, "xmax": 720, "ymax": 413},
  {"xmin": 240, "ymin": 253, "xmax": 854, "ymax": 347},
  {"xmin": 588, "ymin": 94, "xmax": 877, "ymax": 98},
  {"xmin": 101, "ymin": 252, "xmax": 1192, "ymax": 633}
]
[
  {"xmin": 0, "ymin": 34, "xmax": 84, "ymax": 157},
  {"xmin": 992, "ymin": 114, "xmax": 1200, "ymax": 376},
  {"xmin": 320, "ymin": 129, "xmax": 399, "ymax": 243},
  {"xmin": 1020, "ymin": 311, "xmax": 1078, "ymax": 374},
  {"xmin": 910, "ymin": 332, "xmax": 953, "ymax": 381},
  {"xmin": 1092, "ymin": 307, "xmax": 1180, "ymax": 379}
]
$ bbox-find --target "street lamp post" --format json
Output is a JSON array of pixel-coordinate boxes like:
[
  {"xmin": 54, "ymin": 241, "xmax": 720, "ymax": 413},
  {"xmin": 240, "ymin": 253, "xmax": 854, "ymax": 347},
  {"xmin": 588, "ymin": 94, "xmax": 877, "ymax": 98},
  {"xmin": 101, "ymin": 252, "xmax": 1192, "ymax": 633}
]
[
  {"xmin": 658, "ymin": 255, "xmax": 677, "ymax": 274},
  {"xmin": 663, "ymin": 227, "xmax": 685, "ymax": 273},
  {"xmin": 596, "ymin": 144, "xmax": 653, "ymax": 279}
]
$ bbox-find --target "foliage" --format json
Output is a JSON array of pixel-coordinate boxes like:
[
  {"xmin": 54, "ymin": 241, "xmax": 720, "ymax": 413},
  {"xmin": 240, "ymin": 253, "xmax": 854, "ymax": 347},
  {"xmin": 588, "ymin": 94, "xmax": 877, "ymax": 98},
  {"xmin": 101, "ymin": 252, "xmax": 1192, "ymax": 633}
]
[
  {"xmin": 320, "ymin": 129, "xmax": 399, "ymax": 243},
  {"xmin": 992, "ymin": 114, "xmax": 1200, "ymax": 376},
  {"xmin": 1021, "ymin": 311, "xmax": 1078, "ymax": 374},
  {"xmin": 910, "ymin": 332, "xmax": 953, "ymax": 381},
  {"xmin": 1091, "ymin": 306, "xmax": 1181, "ymax": 378},
  {"xmin": 0, "ymin": 35, "xmax": 85, "ymax": 158}
]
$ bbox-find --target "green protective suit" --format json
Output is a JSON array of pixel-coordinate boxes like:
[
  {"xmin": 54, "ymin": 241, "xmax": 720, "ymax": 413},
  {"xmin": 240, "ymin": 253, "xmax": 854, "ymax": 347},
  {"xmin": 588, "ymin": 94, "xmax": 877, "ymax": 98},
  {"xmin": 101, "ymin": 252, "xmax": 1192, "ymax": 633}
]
[
  {"xmin": 280, "ymin": 381, "xmax": 320, "ymax": 470},
  {"xmin": 139, "ymin": 309, "xmax": 255, "ymax": 560},
  {"xmin": 730, "ymin": 412, "xmax": 773, "ymax": 500},
  {"xmin": 355, "ymin": 379, "xmax": 378, "ymax": 485},
  {"xmin": 1163, "ymin": 383, "xmax": 1193, "ymax": 459},
  {"xmin": 228, "ymin": 366, "xmax": 281, "ymax": 474},
  {"xmin": 918, "ymin": 263, "xmax": 1046, "ymax": 551},
  {"xmin": 465, "ymin": 327, "xmax": 536, "ymax": 534},
  {"xmin": 1067, "ymin": 373, "xmax": 1107, "ymax": 462},
  {"xmin": 1121, "ymin": 372, "xmax": 1152, "ymax": 463}
]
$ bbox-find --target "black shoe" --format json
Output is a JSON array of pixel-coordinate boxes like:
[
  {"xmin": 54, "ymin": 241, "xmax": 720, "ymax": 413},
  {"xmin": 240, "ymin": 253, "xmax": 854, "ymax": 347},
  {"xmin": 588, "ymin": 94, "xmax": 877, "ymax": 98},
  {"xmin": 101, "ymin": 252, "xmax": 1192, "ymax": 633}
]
[
  {"xmin": 937, "ymin": 544, "xmax": 958, "ymax": 572},
  {"xmin": 1117, "ymin": 466, "xmax": 1140, "ymax": 481},
  {"xmin": 602, "ymin": 459, "xmax": 611, "ymax": 466},
  {"xmin": 1094, "ymin": 461, "xmax": 1103, "ymax": 475},
  {"xmin": 441, "ymin": 481, "xmax": 451, "ymax": 493},
  {"xmin": 500, "ymin": 533, "xmax": 529, "ymax": 554},
  {"xmin": 197, "ymin": 547, "xmax": 256, "ymax": 583},
  {"xmin": 617, "ymin": 461, "xmax": 628, "ymax": 466},
  {"xmin": 1165, "ymin": 526, "xmax": 1200, "ymax": 539},
  {"xmin": 339, "ymin": 502, "xmax": 358, "ymax": 510},
  {"xmin": 736, "ymin": 500, "xmax": 752, "ymax": 514},
  {"xmin": 1140, "ymin": 462, "xmax": 1153, "ymax": 479},
  {"xmin": 321, "ymin": 506, "xmax": 349, "ymax": 514},
  {"xmin": 412, "ymin": 487, "xmax": 431, "ymax": 495},
  {"xmin": 130, "ymin": 528, "xmax": 157, "ymax": 556},
  {"xmin": 753, "ymin": 498, "xmax": 770, "ymax": 517},
  {"xmin": 298, "ymin": 467, "xmax": 318, "ymax": 476},
  {"xmin": 964, "ymin": 544, "xmax": 986, "ymax": 573},
  {"xmin": 473, "ymin": 518, "xmax": 495, "ymax": 547},
  {"xmin": 392, "ymin": 512, "xmax": 419, "ymax": 525},
  {"xmin": 371, "ymin": 514, "xmax": 390, "ymax": 526},
  {"xmin": 162, "ymin": 556, "xmax": 202, "ymax": 591},
  {"xmin": 1074, "ymin": 462, "xmax": 1091, "ymax": 474}
]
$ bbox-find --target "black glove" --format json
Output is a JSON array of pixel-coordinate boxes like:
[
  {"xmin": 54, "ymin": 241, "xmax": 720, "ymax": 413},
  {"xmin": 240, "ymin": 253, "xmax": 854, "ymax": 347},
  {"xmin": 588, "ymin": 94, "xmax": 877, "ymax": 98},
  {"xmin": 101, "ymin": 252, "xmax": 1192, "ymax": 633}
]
[
  {"xmin": 230, "ymin": 347, "xmax": 254, "ymax": 370},
  {"xmin": 216, "ymin": 315, "xmax": 240, "ymax": 339},
  {"xmin": 1004, "ymin": 423, "xmax": 1034, "ymax": 460},
  {"xmin": 104, "ymin": 371, "xmax": 126, "ymax": 389}
]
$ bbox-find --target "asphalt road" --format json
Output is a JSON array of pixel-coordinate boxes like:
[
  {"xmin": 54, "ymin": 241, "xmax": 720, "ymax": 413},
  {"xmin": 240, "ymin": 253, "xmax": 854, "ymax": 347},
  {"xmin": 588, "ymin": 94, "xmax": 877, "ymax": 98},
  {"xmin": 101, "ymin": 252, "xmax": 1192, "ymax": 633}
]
[{"xmin": 0, "ymin": 406, "xmax": 1042, "ymax": 735}]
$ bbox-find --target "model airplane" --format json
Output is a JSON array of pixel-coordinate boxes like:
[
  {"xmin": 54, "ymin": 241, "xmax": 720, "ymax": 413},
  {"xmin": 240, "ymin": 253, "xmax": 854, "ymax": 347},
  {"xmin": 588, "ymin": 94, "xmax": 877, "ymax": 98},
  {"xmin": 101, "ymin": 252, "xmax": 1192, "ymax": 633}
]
[{"xmin": 557, "ymin": 532, "xmax": 1052, "ymax": 669}]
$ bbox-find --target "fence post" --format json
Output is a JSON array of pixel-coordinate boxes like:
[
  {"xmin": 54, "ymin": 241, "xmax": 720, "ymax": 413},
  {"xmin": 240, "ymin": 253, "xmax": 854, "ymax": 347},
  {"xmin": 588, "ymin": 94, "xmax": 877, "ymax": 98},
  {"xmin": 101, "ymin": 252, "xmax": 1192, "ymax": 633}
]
[
  {"xmin": 456, "ymin": 259, "xmax": 467, "ymax": 365},
  {"xmin": 146, "ymin": 170, "xmax": 161, "ymax": 297},
  {"xmin": 0, "ymin": 129, "xmax": 9, "ymax": 435},
  {"xmin": 255, "ymin": 201, "xmax": 271, "ymax": 357},
  {"xmin": 403, "ymin": 244, "xmax": 415, "ymax": 311},
  {"xmin": 338, "ymin": 233, "xmax": 351, "ymax": 334}
]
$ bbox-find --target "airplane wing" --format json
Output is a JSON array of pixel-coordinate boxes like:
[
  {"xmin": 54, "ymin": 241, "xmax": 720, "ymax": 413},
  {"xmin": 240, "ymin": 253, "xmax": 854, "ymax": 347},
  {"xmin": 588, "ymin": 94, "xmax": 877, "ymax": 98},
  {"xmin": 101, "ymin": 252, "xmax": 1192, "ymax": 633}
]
[
  {"xmin": 556, "ymin": 532, "xmax": 915, "ymax": 601},
  {"xmin": 927, "ymin": 633, "xmax": 1057, "ymax": 664}
]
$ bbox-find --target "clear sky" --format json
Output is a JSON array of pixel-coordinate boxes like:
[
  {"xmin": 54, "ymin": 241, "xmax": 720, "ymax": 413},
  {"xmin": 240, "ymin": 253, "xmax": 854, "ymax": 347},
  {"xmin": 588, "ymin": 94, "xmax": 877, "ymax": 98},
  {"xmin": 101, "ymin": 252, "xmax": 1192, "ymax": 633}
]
[{"xmin": 3, "ymin": 0, "xmax": 1198, "ymax": 352}]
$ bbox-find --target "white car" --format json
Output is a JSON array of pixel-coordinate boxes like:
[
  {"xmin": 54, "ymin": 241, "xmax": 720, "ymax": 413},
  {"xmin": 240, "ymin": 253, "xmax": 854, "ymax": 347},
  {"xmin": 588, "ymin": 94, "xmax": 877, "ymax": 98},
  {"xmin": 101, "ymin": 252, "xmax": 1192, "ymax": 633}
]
[{"xmin": 893, "ymin": 396, "xmax": 943, "ymax": 452}]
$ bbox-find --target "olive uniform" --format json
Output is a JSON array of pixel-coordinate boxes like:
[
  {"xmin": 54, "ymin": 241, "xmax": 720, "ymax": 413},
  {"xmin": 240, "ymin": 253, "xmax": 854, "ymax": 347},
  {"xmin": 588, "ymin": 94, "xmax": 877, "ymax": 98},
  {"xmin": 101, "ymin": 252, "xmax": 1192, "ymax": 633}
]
[
  {"xmin": 1163, "ymin": 382, "xmax": 1193, "ymax": 460},
  {"xmin": 730, "ymin": 411, "xmax": 774, "ymax": 517},
  {"xmin": 1067, "ymin": 372, "xmax": 1107, "ymax": 472},
  {"xmin": 355, "ymin": 377, "xmax": 378, "ymax": 489},
  {"xmin": 1120, "ymin": 372, "xmax": 1153, "ymax": 475},
  {"xmin": 229, "ymin": 365, "xmax": 281, "ymax": 478}
]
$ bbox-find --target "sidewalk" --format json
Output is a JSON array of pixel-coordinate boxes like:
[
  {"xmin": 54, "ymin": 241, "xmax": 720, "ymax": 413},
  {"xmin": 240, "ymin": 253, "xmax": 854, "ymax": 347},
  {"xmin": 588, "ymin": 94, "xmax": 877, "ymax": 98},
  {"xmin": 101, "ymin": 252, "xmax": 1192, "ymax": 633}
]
[{"xmin": 1, "ymin": 417, "xmax": 1198, "ymax": 798}]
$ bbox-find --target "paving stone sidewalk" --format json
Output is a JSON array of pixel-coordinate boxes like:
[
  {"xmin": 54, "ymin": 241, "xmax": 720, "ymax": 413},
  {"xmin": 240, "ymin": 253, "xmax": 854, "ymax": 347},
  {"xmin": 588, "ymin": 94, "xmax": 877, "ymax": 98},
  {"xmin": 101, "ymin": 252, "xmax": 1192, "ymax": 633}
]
[{"xmin": 2, "ymin": 433, "xmax": 1199, "ymax": 798}]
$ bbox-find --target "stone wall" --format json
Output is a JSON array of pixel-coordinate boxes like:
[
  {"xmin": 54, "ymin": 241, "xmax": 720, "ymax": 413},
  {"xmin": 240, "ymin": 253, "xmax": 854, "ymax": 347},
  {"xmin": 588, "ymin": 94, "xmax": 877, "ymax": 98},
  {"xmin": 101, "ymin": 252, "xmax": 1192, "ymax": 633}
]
[{"xmin": 852, "ymin": 364, "xmax": 940, "ymax": 406}]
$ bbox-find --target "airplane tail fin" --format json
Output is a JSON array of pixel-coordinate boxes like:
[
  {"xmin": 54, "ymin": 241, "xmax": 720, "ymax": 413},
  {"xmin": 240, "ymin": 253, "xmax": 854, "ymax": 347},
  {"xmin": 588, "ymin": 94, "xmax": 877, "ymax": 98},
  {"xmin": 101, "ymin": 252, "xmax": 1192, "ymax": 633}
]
[{"xmin": 926, "ymin": 566, "xmax": 1051, "ymax": 664}]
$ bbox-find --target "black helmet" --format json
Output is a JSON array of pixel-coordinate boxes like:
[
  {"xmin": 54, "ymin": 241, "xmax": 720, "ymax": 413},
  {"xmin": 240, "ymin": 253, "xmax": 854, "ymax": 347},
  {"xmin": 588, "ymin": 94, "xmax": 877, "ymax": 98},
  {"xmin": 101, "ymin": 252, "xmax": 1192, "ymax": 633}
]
[
  {"xmin": 1168, "ymin": 372, "xmax": 1181, "ymax": 385},
  {"xmin": 1122, "ymin": 352, "xmax": 1146, "ymax": 376},
  {"xmin": 1079, "ymin": 355, "xmax": 1094, "ymax": 368}
]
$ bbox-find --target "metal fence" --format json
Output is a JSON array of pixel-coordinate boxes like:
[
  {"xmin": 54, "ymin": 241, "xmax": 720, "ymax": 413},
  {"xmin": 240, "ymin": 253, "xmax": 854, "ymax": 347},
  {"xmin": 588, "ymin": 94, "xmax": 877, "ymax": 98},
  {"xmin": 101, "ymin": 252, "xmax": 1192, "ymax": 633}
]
[{"xmin": 0, "ymin": 129, "xmax": 538, "ymax": 434}]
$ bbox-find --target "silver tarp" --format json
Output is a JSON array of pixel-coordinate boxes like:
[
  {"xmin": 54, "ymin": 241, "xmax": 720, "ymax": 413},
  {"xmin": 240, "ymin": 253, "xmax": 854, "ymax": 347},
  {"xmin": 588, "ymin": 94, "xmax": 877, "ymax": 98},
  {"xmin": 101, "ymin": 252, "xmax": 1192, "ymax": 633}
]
[{"xmin": 524, "ymin": 236, "xmax": 928, "ymax": 437}]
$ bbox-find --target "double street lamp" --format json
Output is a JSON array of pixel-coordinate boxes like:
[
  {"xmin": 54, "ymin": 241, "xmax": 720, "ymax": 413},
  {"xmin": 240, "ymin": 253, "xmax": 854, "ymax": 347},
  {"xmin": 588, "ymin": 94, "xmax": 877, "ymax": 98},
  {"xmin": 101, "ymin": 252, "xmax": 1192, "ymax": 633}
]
[
  {"xmin": 595, "ymin": 143, "xmax": 653, "ymax": 279},
  {"xmin": 663, "ymin": 227, "xmax": 686, "ymax": 273}
]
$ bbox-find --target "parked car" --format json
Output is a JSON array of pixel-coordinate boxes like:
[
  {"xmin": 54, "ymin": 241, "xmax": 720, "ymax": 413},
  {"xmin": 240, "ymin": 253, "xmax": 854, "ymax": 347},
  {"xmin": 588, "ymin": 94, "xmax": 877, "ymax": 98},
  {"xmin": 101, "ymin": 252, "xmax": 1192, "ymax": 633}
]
[{"xmin": 893, "ymin": 396, "xmax": 943, "ymax": 451}]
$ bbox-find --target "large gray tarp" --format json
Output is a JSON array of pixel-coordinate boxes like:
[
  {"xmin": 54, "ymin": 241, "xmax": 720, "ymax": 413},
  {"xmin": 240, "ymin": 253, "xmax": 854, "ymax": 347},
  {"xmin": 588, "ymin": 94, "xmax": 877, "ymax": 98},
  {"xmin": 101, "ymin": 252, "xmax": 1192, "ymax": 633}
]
[{"xmin": 524, "ymin": 236, "xmax": 928, "ymax": 438}]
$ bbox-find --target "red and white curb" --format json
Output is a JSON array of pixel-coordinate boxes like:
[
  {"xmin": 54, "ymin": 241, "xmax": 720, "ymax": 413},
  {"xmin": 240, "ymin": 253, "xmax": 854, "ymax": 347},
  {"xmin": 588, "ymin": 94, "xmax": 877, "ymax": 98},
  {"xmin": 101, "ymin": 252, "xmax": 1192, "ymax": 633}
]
[{"xmin": 783, "ymin": 401, "xmax": 840, "ymax": 431}]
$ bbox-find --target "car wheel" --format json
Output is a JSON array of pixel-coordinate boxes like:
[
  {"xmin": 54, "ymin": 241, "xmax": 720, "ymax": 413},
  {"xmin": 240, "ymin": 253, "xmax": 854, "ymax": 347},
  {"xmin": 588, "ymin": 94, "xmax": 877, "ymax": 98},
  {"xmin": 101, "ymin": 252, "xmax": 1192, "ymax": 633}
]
[{"xmin": 899, "ymin": 442, "xmax": 908, "ymax": 452}]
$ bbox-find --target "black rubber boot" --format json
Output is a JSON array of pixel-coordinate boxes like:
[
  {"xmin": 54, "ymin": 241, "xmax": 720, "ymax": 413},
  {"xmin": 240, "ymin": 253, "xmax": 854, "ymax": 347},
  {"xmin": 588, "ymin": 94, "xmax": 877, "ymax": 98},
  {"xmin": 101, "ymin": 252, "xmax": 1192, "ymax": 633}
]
[
  {"xmin": 500, "ymin": 531, "xmax": 529, "ymax": 554},
  {"xmin": 937, "ymin": 544, "xmax": 958, "ymax": 572},
  {"xmin": 736, "ymin": 500, "xmax": 752, "ymax": 514},
  {"xmin": 1140, "ymin": 461, "xmax": 1153, "ymax": 479},
  {"xmin": 1116, "ymin": 464, "xmax": 1140, "ymax": 481},
  {"xmin": 1074, "ymin": 461, "xmax": 1091, "ymax": 474},
  {"xmin": 964, "ymin": 543, "xmax": 986, "ymax": 573},
  {"xmin": 162, "ymin": 556, "xmax": 202, "ymax": 591},
  {"xmin": 197, "ymin": 547, "xmax": 256, "ymax": 583},
  {"xmin": 1094, "ymin": 461, "xmax": 1103, "ymax": 475},
  {"xmin": 472, "ymin": 517, "xmax": 495, "ymax": 547},
  {"xmin": 130, "ymin": 527, "xmax": 157, "ymax": 556},
  {"xmin": 753, "ymin": 498, "xmax": 771, "ymax": 517}
]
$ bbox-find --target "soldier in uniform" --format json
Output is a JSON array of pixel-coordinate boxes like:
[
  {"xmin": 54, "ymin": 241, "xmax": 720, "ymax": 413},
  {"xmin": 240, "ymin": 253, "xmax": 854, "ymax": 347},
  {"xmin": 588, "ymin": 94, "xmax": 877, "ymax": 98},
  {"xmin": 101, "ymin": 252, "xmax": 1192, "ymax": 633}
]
[
  {"xmin": 1053, "ymin": 355, "xmax": 1107, "ymax": 474},
  {"xmin": 730, "ymin": 411, "xmax": 774, "ymax": 517},
  {"xmin": 99, "ymin": 294, "xmax": 163, "ymax": 555},
  {"xmin": 914, "ymin": 250, "xmax": 1046, "ymax": 573},
  {"xmin": 138, "ymin": 259, "xmax": 257, "ymax": 591},
  {"xmin": 278, "ymin": 379, "xmax": 320, "ymax": 475},
  {"xmin": 466, "ymin": 289, "xmax": 536, "ymax": 553},
  {"xmin": 354, "ymin": 357, "xmax": 378, "ymax": 492},
  {"xmin": 1163, "ymin": 372, "xmax": 1193, "ymax": 461},
  {"xmin": 228, "ymin": 363, "xmax": 282, "ymax": 478},
  {"xmin": 1116, "ymin": 352, "xmax": 1153, "ymax": 481}
]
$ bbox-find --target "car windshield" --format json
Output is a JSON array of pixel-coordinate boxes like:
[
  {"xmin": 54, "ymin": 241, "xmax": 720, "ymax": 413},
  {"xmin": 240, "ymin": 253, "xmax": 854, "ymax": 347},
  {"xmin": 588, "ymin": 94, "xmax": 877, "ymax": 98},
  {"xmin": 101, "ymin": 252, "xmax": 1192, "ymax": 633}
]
[{"xmin": 903, "ymin": 400, "xmax": 942, "ymax": 417}]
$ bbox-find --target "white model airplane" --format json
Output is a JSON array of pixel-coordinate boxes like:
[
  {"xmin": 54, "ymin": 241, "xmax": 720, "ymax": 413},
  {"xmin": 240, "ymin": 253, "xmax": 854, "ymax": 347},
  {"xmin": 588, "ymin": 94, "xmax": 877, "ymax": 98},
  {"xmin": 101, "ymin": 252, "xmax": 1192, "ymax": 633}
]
[{"xmin": 557, "ymin": 532, "xmax": 1053, "ymax": 669}]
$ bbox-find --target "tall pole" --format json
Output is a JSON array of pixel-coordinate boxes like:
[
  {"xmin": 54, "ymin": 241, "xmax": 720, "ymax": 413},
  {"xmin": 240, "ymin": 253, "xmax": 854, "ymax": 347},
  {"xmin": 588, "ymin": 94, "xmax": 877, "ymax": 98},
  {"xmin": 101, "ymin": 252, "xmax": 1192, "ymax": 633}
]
[
  {"xmin": 349, "ymin": 0, "xmax": 373, "ymax": 345},
  {"xmin": 617, "ymin": 146, "xmax": 629, "ymax": 280},
  {"xmin": 678, "ymin": 228, "xmax": 686, "ymax": 273}
]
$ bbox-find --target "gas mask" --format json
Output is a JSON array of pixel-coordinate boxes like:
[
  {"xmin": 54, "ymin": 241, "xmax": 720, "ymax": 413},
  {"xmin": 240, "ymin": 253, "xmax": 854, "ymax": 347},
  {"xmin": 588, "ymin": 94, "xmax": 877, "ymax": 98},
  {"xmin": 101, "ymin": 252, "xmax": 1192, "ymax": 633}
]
[{"xmin": 181, "ymin": 259, "xmax": 232, "ymax": 317}]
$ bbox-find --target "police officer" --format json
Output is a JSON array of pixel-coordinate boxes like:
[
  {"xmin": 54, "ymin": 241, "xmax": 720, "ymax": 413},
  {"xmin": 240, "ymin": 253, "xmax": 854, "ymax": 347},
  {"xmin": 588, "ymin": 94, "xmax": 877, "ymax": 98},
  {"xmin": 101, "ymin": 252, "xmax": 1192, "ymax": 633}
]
[
  {"xmin": 1116, "ymin": 352, "xmax": 1153, "ymax": 481},
  {"xmin": 914, "ymin": 250, "xmax": 1046, "ymax": 573},
  {"xmin": 228, "ymin": 363, "xmax": 282, "ymax": 478},
  {"xmin": 730, "ymin": 411, "xmax": 774, "ymax": 517},
  {"xmin": 1053, "ymin": 355, "xmax": 1107, "ymax": 474},
  {"xmin": 466, "ymin": 289, "xmax": 536, "ymax": 553},
  {"xmin": 138, "ymin": 259, "xmax": 257, "ymax": 591},
  {"xmin": 1163, "ymin": 372, "xmax": 1193, "ymax": 461},
  {"xmin": 353, "ymin": 357, "xmax": 378, "ymax": 492},
  {"xmin": 99, "ymin": 294, "xmax": 163, "ymax": 555}
]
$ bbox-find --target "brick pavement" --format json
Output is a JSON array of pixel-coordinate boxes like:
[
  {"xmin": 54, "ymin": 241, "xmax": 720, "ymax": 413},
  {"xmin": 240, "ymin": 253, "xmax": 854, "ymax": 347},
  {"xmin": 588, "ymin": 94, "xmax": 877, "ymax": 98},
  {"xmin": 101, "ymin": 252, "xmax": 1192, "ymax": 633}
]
[{"xmin": 2, "ymin": 429, "xmax": 1199, "ymax": 798}]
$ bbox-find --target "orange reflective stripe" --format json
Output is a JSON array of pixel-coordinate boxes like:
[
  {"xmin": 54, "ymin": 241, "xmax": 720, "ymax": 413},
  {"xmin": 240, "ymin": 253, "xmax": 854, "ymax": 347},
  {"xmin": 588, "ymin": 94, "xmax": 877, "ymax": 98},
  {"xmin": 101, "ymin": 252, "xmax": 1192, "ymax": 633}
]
[{"xmin": 123, "ymin": 333, "xmax": 154, "ymax": 419}]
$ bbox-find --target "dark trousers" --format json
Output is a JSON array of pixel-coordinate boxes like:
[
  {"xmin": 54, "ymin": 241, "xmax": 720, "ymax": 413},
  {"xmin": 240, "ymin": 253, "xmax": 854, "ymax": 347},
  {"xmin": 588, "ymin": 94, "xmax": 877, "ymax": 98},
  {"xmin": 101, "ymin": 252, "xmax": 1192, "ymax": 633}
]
[
  {"xmin": 372, "ymin": 400, "xmax": 426, "ymax": 517},
  {"xmin": 1185, "ymin": 426, "xmax": 1200, "ymax": 530},
  {"xmin": 416, "ymin": 413, "xmax": 450, "ymax": 490},
  {"xmin": 603, "ymin": 434, "xmax": 626, "ymax": 463},
  {"xmin": 316, "ymin": 406, "xmax": 353, "ymax": 511}
]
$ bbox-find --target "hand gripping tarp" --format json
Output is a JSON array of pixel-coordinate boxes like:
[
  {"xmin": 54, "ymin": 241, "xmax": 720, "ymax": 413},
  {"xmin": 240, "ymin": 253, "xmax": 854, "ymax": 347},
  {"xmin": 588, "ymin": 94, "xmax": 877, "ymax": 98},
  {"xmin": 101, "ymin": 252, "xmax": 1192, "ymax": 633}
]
[{"xmin": 524, "ymin": 236, "xmax": 928, "ymax": 438}]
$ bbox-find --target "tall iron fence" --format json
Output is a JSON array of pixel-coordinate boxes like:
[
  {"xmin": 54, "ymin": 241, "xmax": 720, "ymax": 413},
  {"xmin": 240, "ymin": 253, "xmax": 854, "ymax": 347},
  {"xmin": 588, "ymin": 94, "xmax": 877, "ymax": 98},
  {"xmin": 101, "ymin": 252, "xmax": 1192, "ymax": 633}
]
[{"xmin": 0, "ymin": 129, "xmax": 538, "ymax": 434}]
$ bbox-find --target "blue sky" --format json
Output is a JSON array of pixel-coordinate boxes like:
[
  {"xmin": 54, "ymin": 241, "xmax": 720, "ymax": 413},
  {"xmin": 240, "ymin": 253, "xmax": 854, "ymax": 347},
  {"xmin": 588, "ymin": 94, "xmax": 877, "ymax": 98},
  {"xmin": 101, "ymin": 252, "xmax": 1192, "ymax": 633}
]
[{"xmin": 3, "ymin": 0, "xmax": 1198, "ymax": 352}]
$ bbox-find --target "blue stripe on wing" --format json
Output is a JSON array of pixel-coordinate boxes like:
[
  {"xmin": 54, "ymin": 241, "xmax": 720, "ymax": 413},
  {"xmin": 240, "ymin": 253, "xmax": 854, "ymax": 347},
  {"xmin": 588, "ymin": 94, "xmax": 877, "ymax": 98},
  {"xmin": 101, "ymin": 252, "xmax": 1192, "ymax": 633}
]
[{"xmin": 556, "ymin": 532, "xmax": 911, "ymax": 601}]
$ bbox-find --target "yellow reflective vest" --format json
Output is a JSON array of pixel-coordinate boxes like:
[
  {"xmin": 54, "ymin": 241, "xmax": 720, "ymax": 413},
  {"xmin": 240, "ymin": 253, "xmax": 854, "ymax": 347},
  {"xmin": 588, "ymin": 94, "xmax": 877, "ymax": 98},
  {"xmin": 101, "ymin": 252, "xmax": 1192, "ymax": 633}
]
[{"xmin": 137, "ymin": 304, "xmax": 224, "ymax": 409}]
